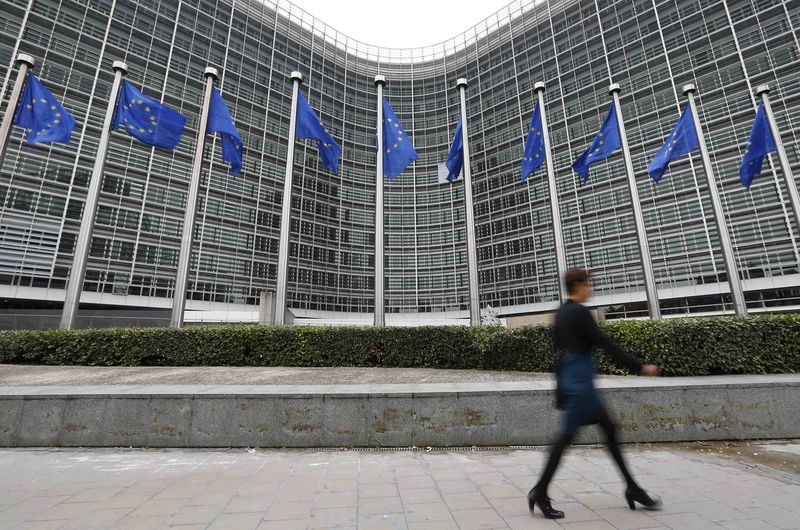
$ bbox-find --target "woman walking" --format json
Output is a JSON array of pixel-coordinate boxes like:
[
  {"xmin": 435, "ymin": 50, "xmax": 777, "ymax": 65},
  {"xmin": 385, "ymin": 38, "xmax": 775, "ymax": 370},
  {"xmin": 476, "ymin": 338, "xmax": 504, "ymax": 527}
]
[{"xmin": 529, "ymin": 268, "xmax": 662, "ymax": 519}]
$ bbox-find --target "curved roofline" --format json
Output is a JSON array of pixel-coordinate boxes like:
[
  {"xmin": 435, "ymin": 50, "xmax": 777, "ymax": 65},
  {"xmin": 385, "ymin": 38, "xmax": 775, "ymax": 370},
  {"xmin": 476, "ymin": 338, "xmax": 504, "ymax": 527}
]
[{"xmin": 254, "ymin": 0, "xmax": 546, "ymax": 62}]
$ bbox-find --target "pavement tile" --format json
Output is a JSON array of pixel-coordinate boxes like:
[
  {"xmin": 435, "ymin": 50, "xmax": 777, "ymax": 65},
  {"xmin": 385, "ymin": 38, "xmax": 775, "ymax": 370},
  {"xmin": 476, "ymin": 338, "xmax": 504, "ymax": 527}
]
[
  {"xmin": 165, "ymin": 504, "xmax": 223, "ymax": 526},
  {"xmin": 542, "ymin": 502, "xmax": 600, "ymax": 523},
  {"xmin": 487, "ymin": 497, "xmax": 530, "ymax": 517},
  {"xmin": 61, "ymin": 508, "xmax": 133, "ymax": 529},
  {"xmin": 100, "ymin": 492, "xmax": 155, "ymax": 509},
  {"xmin": 450, "ymin": 507, "xmax": 507, "ymax": 529},
  {"xmin": 503, "ymin": 515, "xmax": 563, "ymax": 529},
  {"xmin": 223, "ymin": 495, "xmax": 273, "ymax": 513},
  {"xmin": 309, "ymin": 506, "xmax": 358, "ymax": 528},
  {"xmin": 207, "ymin": 511, "xmax": 266, "ymax": 530},
  {"xmin": 0, "ymin": 445, "xmax": 798, "ymax": 530},
  {"xmin": 28, "ymin": 501, "xmax": 100, "ymax": 521},
  {"xmin": 593, "ymin": 506, "xmax": 663, "ymax": 529},
  {"xmin": 469, "ymin": 472, "xmax": 507, "ymax": 485},
  {"xmin": 436, "ymin": 479, "xmax": 479, "ymax": 493},
  {"xmin": 128, "ymin": 498, "xmax": 186, "ymax": 517},
  {"xmin": 262, "ymin": 500, "xmax": 313, "ymax": 520},
  {"xmin": 740, "ymin": 507, "xmax": 800, "ymax": 529},
  {"xmin": 359, "ymin": 482, "xmax": 399, "ymax": 498},
  {"xmin": 399, "ymin": 487, "xmax": 443, "ymax": 504},
  {"xmin": 654, "ymin": 513, "xmax": 725, "ymax": 529},
  {"xmin": 358, "ymin": 495, "xmax": 404, "ymax": 514},
  {"xmin": 719, "ymin": 520, "xmax": 782, "ymax": 530},
  {"xmin": 12, "ymin": 522, "xmax": 70, "ymax": 530},
  {"xmin": 66, "ymin": 487, "xmax": 124, "ymax": 503},
  {"xmin": 443, "ymin": 491, "xmax": 492, "ymax": 511},
  {"xmin": 3, "ymin": 495, "xmax": 70, "ymax": 514},
  {"xmin": 407, "ymin": 521, "xmax": 459, "ymax": 530},
  {"xmin": 256, "ymin": 519, "xmax": 312, "ymax": 530},
  {"xmin": 109, "ymin": 515, "xmax": 167, "ymax": 529},
  {"xmin": 313, "ymin": 491, "xmax": 358, "ymax": 508},
  {"xmin": 357, "ymin": 513, "xmax": 409, "ymax": 529},
  {"xmin": 559, "ymin": 521, "xmax": 619, "ymax": 530},
  {"xmin": 404, "ymin": 502, "xmax": 454, "ymax": 523},
  {"xmin": 480, "ymin": 482, "xmax": 524, "ymax": 499}
]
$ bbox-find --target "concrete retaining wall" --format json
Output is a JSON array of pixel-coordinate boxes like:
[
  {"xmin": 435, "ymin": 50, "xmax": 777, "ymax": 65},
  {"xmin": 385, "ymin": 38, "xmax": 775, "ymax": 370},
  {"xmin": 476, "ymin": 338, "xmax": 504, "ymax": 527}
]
[{"xmin": 1, "ymin": 375, "xmax": 798, "ymax": 447}]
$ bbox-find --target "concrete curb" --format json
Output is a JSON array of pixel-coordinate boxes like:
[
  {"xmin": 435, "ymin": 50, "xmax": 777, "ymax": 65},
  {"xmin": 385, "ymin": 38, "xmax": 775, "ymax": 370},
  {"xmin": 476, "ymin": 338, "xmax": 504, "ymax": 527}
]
[{"xmin": 1, "ymin": 375, "xmax": 798, "ymax": 447}]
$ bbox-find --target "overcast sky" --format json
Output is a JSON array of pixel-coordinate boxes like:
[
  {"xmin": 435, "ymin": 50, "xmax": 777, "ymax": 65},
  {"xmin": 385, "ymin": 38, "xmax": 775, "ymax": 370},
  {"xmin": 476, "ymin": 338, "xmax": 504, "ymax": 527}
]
[{"xmin": 289, "ymin": 0, "xmax": 518, "ymax": 48}]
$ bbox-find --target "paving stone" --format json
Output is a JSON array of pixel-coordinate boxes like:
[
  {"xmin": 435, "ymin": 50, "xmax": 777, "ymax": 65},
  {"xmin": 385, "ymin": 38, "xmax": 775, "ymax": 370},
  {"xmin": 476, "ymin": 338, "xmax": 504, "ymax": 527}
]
[
  {"xmin": 256, "ymin": 519, "xmax": 312, "ymax": 530},
  {"xmin": 358, "ymin": 495, "xmax": 404, "ymax": 514},
  {"xmin": 593, "ymin": 507, "xmax": 663, "ymax": 529},
  {"xmin": 502, "ymin": 515, "xmax": 563, "ymax": 529},
  {"xmin": 61, "ymin": 508, "xmax": 132, "ymax": 529},
  {"xmin": 450, "ymin": 507, "xmax": 507, "ymax": 529},
  {"xmin": 560, "ymin": 521, "xmax": 619, "ymax": 530},
  {"xmin": 399, "ymin": 487, "xmax": 443, "ymax": 504},
  {"xmin": 309, "ymin": 506, "xmax": 358, "ymax": 528},
  {"xmin": 404, "ymin": 502, "xmax": 455, "ymax": 523},
  {"xmin": 719, "ymin": 519, "xmax": 782, "ymax": 530},
  {"xmin": 740, "ymin": 506, "xmax": 800, "ymax": 529},
  {"xmin": 165, "ymin": 504, "xmax": 223, "ymax": 525},
  {"xmin": 206, "ymin": 511, "xmax": 266, "ymax": 530},
  {"xmin": 442, "ymin": 491, "xmax": 492, "ymax": 511},
  {"xmin": 0, "ymin": 444, "xmax": 798, "ymax": 529},
  {"xmin": 223, "ymin": 495, "xmax": 273, "ymax": 513},
  {"xmin": 262, "ymin": 500, "xmax": 313, "ymax": 520}
]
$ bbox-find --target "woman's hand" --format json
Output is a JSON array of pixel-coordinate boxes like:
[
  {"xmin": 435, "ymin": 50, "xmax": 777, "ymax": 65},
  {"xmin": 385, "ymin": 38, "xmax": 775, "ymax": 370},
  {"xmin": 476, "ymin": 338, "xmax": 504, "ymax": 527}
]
[{"xmin": 640, "ymin": 364, "xmax": 660, "ymax": 376}]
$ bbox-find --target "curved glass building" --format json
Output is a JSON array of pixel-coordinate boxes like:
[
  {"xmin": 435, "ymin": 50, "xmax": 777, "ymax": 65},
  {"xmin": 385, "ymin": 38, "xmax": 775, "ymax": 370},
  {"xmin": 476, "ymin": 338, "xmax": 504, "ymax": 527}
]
[{"xmin": 1, "ymin": 0, "xmax": 799, "ymax": 327}]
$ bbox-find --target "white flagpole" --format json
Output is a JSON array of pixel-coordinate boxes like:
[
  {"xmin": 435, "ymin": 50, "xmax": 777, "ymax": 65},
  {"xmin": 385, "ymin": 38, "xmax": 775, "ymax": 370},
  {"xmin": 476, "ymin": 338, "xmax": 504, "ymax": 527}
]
[
  {"xmin": 456, "ymin": 78, "xmax": 480, "ymax": 326},
  {"xmin": 60, "ymin": 61, "xmax": 128, "ymax": 330},
  {"xmin": 170, "ymin": 67, "xmax": 219, "ymax": 328},
  {"xmin": 274, "ymin": 71, "xmax": 303, "ymax": 325},
  {"xmin": 683, "ymin": 84, "xmax": 747, "ymax": 316},
  {"xmin": 374, "ymin": 75, "xmax": 386, "ymax": 327},
  {"xmin": 0, "ymin": 53, "xmax": 34, "ymax": 166},
  {"xmin": 755, "ymin": 85, "xmax": 800, "ymax": 244},
  {"xmin": 534, "ymin": 82, "xmax": 568, "ymax": 302},
  {"xmin": 610, "ymin": 83, "xmax": 661, "ymax": 320}
]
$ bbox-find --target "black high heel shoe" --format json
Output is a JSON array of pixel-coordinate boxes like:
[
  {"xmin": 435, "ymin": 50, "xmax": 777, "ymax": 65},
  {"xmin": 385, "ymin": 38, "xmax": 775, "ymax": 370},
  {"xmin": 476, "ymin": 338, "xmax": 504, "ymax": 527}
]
[
  {"xmin": 527, "ymin": 487, "xmax": 565, "ymax": 519},
  {"xmin": 625, "ymin": 487, "xmax": 662, "ymax": 510}
]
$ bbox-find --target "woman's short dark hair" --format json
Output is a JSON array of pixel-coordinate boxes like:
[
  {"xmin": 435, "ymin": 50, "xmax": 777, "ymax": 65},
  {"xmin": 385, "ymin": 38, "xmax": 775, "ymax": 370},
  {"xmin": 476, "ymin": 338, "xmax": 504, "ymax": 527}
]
[{"xmin": 564, "ymin": 268, "xmax": 590, "ymax": 295}]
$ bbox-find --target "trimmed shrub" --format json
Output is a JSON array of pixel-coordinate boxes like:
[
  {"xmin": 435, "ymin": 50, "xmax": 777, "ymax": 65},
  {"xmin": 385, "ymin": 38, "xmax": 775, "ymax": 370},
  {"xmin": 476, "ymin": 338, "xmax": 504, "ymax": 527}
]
[{"xmin": 0, "ymin": 315, "xmax": 799, "ymax": 375}]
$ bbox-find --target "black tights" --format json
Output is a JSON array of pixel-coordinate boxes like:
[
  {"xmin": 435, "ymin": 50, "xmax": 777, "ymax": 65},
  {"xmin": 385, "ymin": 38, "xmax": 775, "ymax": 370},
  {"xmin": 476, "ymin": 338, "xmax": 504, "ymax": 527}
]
[{"xmin": 534, "ymin": 408, "xmax": 639, "ymax": 497}]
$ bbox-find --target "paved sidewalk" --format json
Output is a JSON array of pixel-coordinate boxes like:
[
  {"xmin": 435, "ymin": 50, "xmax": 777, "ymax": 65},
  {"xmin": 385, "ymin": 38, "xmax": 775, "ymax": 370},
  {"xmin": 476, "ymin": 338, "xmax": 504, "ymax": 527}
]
[
  {"xmin": 0, "ymin": 443, "xmax": 798, "ymax": 529},
  {"xmin": 0, "ymin": 365, "xmax": 551, "ymax": 386}
]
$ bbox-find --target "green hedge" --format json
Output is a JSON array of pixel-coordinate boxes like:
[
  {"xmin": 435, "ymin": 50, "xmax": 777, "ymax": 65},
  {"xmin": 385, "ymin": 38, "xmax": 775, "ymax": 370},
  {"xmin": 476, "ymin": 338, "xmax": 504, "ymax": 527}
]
[{"xmin": 1, "ymin": 314, "xmax": 799, "ymax": 375}]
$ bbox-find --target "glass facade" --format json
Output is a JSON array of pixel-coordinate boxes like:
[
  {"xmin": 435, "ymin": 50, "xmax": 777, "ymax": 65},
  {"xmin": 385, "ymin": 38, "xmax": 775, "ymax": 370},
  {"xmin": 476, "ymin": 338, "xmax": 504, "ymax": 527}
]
[{"xmin": 1, "ymin": 0, "xmax": 799, "ymax": 320}]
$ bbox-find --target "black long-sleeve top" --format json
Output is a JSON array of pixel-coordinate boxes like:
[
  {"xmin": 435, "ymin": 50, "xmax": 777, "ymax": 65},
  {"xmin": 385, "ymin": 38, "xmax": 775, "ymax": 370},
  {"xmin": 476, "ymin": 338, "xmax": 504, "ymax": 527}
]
[{"xmin": 554, "ymin": 299, "xmax": 643, "ymax": 374}]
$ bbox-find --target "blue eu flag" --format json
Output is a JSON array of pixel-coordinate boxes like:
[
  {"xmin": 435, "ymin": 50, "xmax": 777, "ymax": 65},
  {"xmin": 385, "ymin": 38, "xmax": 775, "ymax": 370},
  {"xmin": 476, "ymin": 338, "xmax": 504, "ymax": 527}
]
[
  {"xmin": 13, "ymin": 73, "xmax": 76, "ymax": 145},
  {"xmin": 571, "ymin": 102, "xmax": 621, "ymax": 183},
  {"xmin": 295, "ymin": 91, "xmax": 340, "ymax": 174},
  {"xmin": 381, "ymin": 97, "xmax": 417, "ymax": 179},
  {"xmin": 444, "ymin": 117, "xmax": 463, "ymax": 183},
  {"xmin": 521, "ymin": 102, "xmax": 546, "ymax": 182},
  {"xmin": 647, "ymin": 104, "xmax": 699, "ymax": 183},
  {"xmin": 739, "ymin": 103, "xmax": 776, "ymax": 189},
  {"xmin": 207, "ymin": 87, "xmax": 243, "ymax": 175},
  {"xmin": 112, "ymin": 80, "xmax": 186, "ymax": 150}
]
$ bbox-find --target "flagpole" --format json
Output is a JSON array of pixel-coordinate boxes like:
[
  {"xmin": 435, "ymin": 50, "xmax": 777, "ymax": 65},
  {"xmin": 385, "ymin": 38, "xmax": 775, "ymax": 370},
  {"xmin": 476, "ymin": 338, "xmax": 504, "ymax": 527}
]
[
  {"xmin": 60, "ymin": 61, "xmax": 128, "ymax": 330},
  {"xmin": 0, "ymin": 54, "xmax": 35, "ymax": 169},
  {"xmin": 755, "ymin": 84, "xmax": 800, "ymax": 241},
  {"xmin": 534, "ymin": 82, "xmax": 568, "ymax": 302},
  {"xmin": 374, "ymin": 75, "xmax": 386, "ymax": 327},
  {"xmin": 170, "ymin": 66, "xmax": 219, "ymax": 328},
  {"xmin": 275, "ymin": 71, "xmax": 303, "ymax": 325},
  {"xmin": 683, "ymin": 84, "xmax": 748, "ymax": 316},
  {"xmin": 456, "ymin": 79, "xmax": 480, "ymax": 326},
  {"xmin": 609, "ymin": 83, "xmax": 661, "ymax": 320}
]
